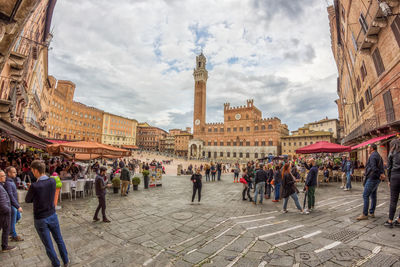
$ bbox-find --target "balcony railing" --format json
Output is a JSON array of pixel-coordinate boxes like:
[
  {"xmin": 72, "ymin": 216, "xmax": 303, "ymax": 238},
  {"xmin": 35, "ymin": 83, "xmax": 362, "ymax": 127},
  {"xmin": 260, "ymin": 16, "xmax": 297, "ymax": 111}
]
[{"xmin": 342, "ymin": 102, "xmax": 400, "ymax": 145}]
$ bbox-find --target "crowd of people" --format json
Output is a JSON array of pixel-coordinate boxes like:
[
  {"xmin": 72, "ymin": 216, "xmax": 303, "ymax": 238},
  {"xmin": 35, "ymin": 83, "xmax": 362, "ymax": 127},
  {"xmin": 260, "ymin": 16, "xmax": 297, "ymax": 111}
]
[{"xmin": 189, "ymin": 141, "xmax": 400, "ymax": 229}]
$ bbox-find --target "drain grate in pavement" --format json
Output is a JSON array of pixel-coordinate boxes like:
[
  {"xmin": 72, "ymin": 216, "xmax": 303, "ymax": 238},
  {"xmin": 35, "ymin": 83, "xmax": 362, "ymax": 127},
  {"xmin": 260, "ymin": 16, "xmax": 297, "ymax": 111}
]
[
  {"xmin": 361, "ymin": 253, "xmax": 398, "ymax": 267},
  {"xmin": 324, "ymin": 229, "xmax": 361, "ymax": 243}
]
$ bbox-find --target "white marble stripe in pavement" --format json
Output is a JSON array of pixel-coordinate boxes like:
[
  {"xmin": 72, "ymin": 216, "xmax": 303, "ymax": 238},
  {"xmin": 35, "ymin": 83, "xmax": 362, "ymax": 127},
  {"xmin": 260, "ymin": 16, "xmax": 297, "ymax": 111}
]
[
  {"xmin": 275, "ymin": 230, "xmax": 322, "ymax": 247},
  {"xmin": 345, "ymin": 202, "xmax": 364, "ymax": 211},
  {"xmin": 237, "ymin": 216, "xmax": 275, "ymax": 224},
  {"xmin": 314, "ymin": 241, "xmax": 342, "ymax": 253},
  {"xmin": 318, "ymin": 196, "xmax": 348, "ymax": 204},
  {"xmin": 258, "ymin": 225, "xmax": 304, "ymax": 240},
  {"xmin": 246, "ymin": 220, "xmax": 288, "ymax": 230},
  {"xmin": 225, "ymin": 237, "xmax": 258, "ymax": 267},
  {"xmin": 376, "ymin": 202, "xmax": 386, "ymax": 208},
  {"xmin": 329, "ymin": 199, "xmax": 359, "ymax": 210},
  {"xmin": 229, "ymin": 211, "xmax": 278, "ymax": 220},
  {"xmin": 353, "ymin": 246, "xmax": 381, "ymax": 266}
]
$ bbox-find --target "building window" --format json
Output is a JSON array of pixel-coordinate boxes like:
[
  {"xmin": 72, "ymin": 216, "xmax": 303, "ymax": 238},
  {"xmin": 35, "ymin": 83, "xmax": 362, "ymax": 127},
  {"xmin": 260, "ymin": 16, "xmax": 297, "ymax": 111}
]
[
  {"xmin": 359, "ymin": 12, "xmax": 368, "ymax": 34},
  {"xmin": 294, "ymin": 142, "xmax": 296, "ymax": 146},
  {"xmin": 255, "ymin": 141, "xmax": 259, "ymax": 146},
  {"xmin": 372, "ymin": 48, "xmax": 385, "ymax": 76},
  {"xmin": 356, "ymin": 77, "xmax": 361, "ymax": 90},
  {"xmin": 220, "ymin": 152, "xmax": 223, "ymax": 157},
  {"xmin": 208, "ymin": 141, "xmax": 211, "ymax": 146},
  {"xmin": 268, "ymin": 124, "xmax": 272, "ymax": 129},
  {"xmin": 299, "ymin": 142, "xmax": 302, "ymax": 146},
  {"xmin": 289, "ymin": 142, "xmax": 291, "ymax": 146},
  {"xmin": 359, "ymin": 98, "xmax": 365, "ymax": 112},
  {"xmin": 220, "ymin": 141, "xmax": 224, "ymax": 146},
  {"xmin": 254, "ymin": 126, "xmax": 259, "ymax": 131},
  {"xmin": 255, "ymin": 153, "xmax": 258, "ymax": 158},
  {"xmin": 214, "ymin": 128, "xmax": 218, "ymax": 132},
  {"xmin": 227, "ymin": 128, "xmax": 231, "ymax": 132},
  {"xmin": 208, "ymin": 128, "xmax": 212, "ymax": 132},
  {"xmin": 268, "ymin": 141, "xmax": 273, "ymax": 146},
  {"xmin": 239, "ymin": 141, "xmax": 243, "ymax": 146},
  {"xmin": 239, "ymin": 152, "xmax": 243, "ymax": 158},
  {"xmin": 220, "ymin": 128, "xmax": 224, "ymax": 133},
  {"xmin": 246, "ymin": 152, "xmax": 250, "ymax": 158},
  {"xmin": 233, "ymin": 152, "xmax": 237, "ymax": 158},
  {"xmin": 246, "ymin": 127, "xmax": 250, "ymax": 132},
  {"xmin": 239, "ymin": 127, "xmax": 243, "ymax": 132},
  {"xmin": 227, "ymin": 141, "xmax": 231, "ymax": 146},
  {"xmin": 360, "ymin": 61, "xmax": 367, "ymax": 81},
  {"xmin": 391, "ymin": 15, "xmax": 400, "ymax": 47},
  {"xmin": 233, "ymin": 127, "xmax": 237, "ymax": 132},
  {"xmin": 214, "ymin": 141, "xmax": 217, "ymax": 146},
  {"xmin": 227, "ymin": 152, "xmax": 230, "ymax": 157},
  {"xmin": 261, "ymin": 125, "xmax": 266, "ymax": 130},
  {"xmin": 233, "ymin": 141, "xmax": 237, "ymax": 146},
  {"xmin": 310, "ymin": 142, "xmax": 313, "ymax": 144},
  {"xmin": 383, "ymin": 90, "xmax": 395, "ymax": 123},
  {"xmin": 365, "ymin": 87, "xmax": 373, "ymax": 104},
  {"xmin": 261, "ymin": 141, "xmax": 266, "ymax": 146},
  {"xmin": 283, "ymin": 142, "xmax": 286, "ymax": 146},
  {"xmin": 214, "ymin": 152, "xmax": 217, "ymax": 158},
  {"xmin": 208, "ymin": 152, "xmax": 211, "ymax": 158},
  {"xmin": 246, "ymin": 141, "xmax": 250, "ymax": 146}
]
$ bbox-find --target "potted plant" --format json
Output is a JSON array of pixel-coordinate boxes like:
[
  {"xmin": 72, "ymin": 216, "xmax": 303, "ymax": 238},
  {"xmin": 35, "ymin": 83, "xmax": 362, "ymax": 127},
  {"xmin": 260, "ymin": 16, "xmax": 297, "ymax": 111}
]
[
  {"xmin": 142, "ymin": 170, "xmax": 150, "ymax": 189},
  {"xmin": 112, "ymin": 176, "xmax": 121, "ymax": 194},
  {"xmin": 132, "ymin": 177, "xmax": 141, "ymax": 191}
]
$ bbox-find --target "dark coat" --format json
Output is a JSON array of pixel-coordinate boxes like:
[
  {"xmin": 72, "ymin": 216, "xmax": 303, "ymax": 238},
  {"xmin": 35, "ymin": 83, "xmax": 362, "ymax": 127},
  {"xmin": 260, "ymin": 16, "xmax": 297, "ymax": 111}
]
[
  {"xmin": 95, "ymin": 174, "xmax": 107, "ymax": 196},
  {"xmin": 282, "ymin": 173, "xmax": 298, "ymax": 199},
  {"xmin": 4, "ymin": 177, "xmax": 20, "ymax": 209},
  {"xmin": 365, "ymin": 151, "xmax": 384, "ymax": 180},
  {"xmin": 273, "ymin": 170, "xmax": 282, "ymax": 184},
  {"xmin": 255, "ymin": 169, "xmax": 268, "ymax": 184},
  {"xmin": 120, "ymin": 167, "xmax": 131, "ymax": 181},
  {"xmin": 191, "ymin": 173, "xmax": 202, "ymax": 186},
  {"xmin": 305, "ymin": 164, "xmax": 318, "ymax": 187},
  {"xmin": 388, "ymin": 151, "xmax": 400, "ymax": 181},
  {"xmin": 0, "ymin": 183, "xmax": 11, "ymax": 214}
]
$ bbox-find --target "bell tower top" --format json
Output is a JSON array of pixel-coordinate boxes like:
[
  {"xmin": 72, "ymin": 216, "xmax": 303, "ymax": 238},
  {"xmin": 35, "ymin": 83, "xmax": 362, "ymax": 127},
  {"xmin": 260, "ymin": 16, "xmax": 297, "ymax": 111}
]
[{"xmin": 193, "ymin": 52, "xmax": 208, "ymax": 82}]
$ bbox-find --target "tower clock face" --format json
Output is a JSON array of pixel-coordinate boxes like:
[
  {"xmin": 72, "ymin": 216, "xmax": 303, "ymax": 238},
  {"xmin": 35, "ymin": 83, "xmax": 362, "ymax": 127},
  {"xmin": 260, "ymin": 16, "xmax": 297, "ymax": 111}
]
[
  {"xmin": 195, "ymin": 119, "xmax": 200, "ymax": 125},
  {"xmin": 235, "ymin": 114, "xmax": 241, "ymax": 120}
]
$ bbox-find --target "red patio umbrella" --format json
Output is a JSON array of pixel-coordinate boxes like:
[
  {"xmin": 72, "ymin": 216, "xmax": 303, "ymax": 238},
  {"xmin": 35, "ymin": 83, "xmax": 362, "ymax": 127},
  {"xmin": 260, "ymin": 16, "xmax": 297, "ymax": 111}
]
[{"xmin": 295, "ymin": 141, "xmax": 351, "ymax": 154}]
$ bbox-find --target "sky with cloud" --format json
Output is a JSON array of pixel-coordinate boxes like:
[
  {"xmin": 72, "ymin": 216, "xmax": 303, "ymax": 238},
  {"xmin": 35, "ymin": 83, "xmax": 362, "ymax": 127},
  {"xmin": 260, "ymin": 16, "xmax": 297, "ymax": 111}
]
[{"xmin": 48, "ymin": 0, "xmax": 338, "ymax": 132}]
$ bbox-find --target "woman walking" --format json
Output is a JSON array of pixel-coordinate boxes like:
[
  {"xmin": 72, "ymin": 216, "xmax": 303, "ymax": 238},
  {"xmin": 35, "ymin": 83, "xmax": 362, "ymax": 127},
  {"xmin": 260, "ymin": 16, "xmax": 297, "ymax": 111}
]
[
  {"xmin": 210, "ymin": 163, "xmax": 216, "ymax": 182},
  {"xmin": 191, "ymin": 168, "xmax": 202, "ymax": 203},
  {"xmin": 272, "ymin": 164, "xmax": 282, "ymax": 202},
  {"xmin": 281, "ymin": 163, "xmax": 309, "ymax": 214},
  {"xmin": 384, "ymin": 138, "xmax": 400, "ymax": 228},
  {"xmin": 233, "ymin": 164, "xmax": 240, "ymax": 183},
  {"xmin": 205, "ymin": 164, "xmax": 210, "ymax": 182},
  {"xmin": 241, "ymin": 168, "xmax": 253, "ymax": 202}
]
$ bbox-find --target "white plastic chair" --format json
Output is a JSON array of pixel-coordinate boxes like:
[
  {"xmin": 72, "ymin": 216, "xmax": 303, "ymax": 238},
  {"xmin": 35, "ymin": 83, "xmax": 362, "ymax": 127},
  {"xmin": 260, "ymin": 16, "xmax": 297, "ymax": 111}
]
[
  {"xmin": 73, "ymin": 180, "xmax": 85, "ymax": 200},
  {"xmin": 60, "ymin": 181, "xmax": 72, "ymax": 202}
]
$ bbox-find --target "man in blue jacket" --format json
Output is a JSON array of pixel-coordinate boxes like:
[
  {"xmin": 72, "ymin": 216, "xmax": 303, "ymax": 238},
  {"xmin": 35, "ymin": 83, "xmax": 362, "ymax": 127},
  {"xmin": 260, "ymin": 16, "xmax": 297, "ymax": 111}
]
[
  {"xmin": 4, "ymin": 167, "xmax": 24, "ymax": 242},
  {"xmin": 26, "ymin": 161, "xmax": 69, "ymax": 267},
  {"xmin": 344, "ymin": 157, "xmax": 353, "ymax": 191},
  {"xmin": 0, "ymin": 170, "xmax": 15, "ymax": 252},
  {"xmin": 305, "ymin": 159, "xmax": 318, "ymax": 212},
  {"xmin": 357, "ymin": 144, "xmax": 385, "ymax": 220}
]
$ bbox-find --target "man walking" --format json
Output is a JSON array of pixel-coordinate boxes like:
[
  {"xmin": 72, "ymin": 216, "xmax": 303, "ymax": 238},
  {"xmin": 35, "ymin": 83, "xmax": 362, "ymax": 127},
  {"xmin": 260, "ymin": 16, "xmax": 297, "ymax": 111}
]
[
  {"xmin": 305, "ymin": 159, "xmax": 318, "ymax": 212},
  {"xmin": 357, "ymin": 144, "xmax": 385, "ymax": 220},
  {"xmin": 120, "ymin": 163, "xmax": 130, "ymax": 196},
  {"xmin": 0, "ymin": 170, "xmax": 15, "ymax": 252},
  {"xmin": 254, "ymin": 165, "xmax": 267, "ymax": 205},
  {"xmin": 25, "ymin": 160, "xmax": 69, "ymax": 267},
  {"xmin": 4, "ymin": 167, "xmax": 23, "ymax": 241},
  {"xmin": 217, "ymin": 162, "xmax": 222, "ymax": 181},
  {"xmin": 344, "ymin": 157, "xmax": 353, "ymax": 191},
  {"xmin": 191, "ymin": 168, "xmax": 202, "ymax": 203},
  {"xmin": 94, "ymin": 167, "xmax": 111, "ymax": 222}
]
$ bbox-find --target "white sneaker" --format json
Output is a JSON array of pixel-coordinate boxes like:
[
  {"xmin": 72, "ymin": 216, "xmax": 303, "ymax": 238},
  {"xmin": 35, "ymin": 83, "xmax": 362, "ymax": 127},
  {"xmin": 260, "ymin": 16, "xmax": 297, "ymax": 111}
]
[
  {"xmin": 344, "ymin": 188, "xmax": 349, "ymax": 191},
  {"xmin": 340, "ymin": 186, "xmax": 344, "ymax": 189},
  {"xmin": 301, "ymin": 210, "xmax": 310, "ymax": 215},
  {"xmin": 282, "ymin": 210, "xmax": 288, "ymax": 213}
]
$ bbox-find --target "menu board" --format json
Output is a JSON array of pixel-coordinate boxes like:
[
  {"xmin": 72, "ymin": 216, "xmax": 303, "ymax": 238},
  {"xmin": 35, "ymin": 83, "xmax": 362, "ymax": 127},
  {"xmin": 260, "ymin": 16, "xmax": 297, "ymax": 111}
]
[{"xmin": 149, "ymin": 166, "xmax": 162, "ymax": 187}]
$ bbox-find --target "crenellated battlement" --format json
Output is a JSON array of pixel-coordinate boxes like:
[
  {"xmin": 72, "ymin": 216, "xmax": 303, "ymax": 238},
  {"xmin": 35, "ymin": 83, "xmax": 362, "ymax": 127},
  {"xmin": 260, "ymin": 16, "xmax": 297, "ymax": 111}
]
[
  {"xmin": 224, "ymin": 99, "xmax": 256, "ymax": 111},
  {"xmin": 254, "ymin": 117, "xmax": 281, "ymax": 123},
  {"xmin": 206, "ymin": 122, "xmax": 224, "ymax": 126}
]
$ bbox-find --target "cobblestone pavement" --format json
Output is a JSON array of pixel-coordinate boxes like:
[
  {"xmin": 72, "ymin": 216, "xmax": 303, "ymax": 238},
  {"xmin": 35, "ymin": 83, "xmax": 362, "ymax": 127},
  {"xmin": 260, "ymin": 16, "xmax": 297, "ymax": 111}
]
[{"xmin": 1, "ymin": 174, "xmax": 399, "ymax": 267}]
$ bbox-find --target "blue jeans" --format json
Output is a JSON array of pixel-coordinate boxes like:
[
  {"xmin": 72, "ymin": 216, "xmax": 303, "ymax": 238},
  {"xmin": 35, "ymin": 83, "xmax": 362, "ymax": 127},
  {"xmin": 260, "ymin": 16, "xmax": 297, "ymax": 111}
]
[
  {"xmin": 362, "ymin": 179, "xmax": 381, "ymax": 216},
  {"xmin": 346, "ymin": 172, "xmax": 352, "ymax": 189},
  {"xmin": 274, "ymin": 183, "xmax": 281, "ymax": 200},
  {"xmin": 217, "ymin": 170, "xmax": 221, "ymax": 181},
  {"xmin": 254, "ymin": 182, "xmax": 265, "ymax": 203},
  {"xmin": 283, "ymin": 193, "xmax": 302, "ymax": 211},
  {"xmin": 11, "ymin": 207, "xmax": 21, "ymax": 238},
  {"xmin": 34, "ymin": 213, "xmax": 68, "ymax": 267}
]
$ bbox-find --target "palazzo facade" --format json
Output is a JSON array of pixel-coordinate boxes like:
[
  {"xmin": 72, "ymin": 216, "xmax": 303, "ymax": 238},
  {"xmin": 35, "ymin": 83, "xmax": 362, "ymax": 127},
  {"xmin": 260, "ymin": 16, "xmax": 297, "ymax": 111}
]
[{"xmin": 188, "ymin": 53, "xmax": 289, "ymax": 161}]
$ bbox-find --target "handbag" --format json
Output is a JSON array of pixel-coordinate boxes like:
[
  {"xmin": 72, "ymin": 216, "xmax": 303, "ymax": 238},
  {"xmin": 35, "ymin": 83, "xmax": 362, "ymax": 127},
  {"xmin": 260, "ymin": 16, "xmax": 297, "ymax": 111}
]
[{"xmin": 239, "ymin": 177, "xmax": 247, "ymax": 184}]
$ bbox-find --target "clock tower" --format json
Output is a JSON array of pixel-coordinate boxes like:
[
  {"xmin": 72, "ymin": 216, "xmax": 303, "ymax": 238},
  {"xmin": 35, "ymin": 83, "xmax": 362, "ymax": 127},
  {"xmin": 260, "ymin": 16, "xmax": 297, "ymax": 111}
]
[{"xmin": 193, "ymin": 52, "xmax": 208, "ymax": 136}]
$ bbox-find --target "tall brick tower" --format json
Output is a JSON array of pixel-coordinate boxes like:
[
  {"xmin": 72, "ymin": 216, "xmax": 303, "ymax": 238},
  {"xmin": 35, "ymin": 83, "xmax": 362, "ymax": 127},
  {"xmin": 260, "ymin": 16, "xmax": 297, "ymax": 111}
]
[{"xmin": 193, "ymin": 52, "xmax": 208, "ymax": 136}]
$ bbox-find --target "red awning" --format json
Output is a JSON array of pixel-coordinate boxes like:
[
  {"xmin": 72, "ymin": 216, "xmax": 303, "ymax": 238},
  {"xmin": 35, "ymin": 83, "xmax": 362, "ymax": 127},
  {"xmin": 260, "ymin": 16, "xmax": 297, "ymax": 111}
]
[
  {"xmin": 46, "ymin": 139, "xmax": 71, "ymax": 144},
  {"xmin": 295, "ymin": 141, "xmax": 351, "ymax": 154},
  {"xmin": 351, "ymin": 133, "xmax": 398, "ymax": 150}
]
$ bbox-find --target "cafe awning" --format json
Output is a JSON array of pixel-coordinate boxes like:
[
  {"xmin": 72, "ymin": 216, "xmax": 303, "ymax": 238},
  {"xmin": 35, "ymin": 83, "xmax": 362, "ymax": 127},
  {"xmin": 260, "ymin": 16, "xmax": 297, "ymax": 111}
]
[
  {"xmin": 121, "ymin": 145, "xmax": 139, "ymax": 150},
  {"xmin": 0, "ymin": 118, "xmax": 51, "ymax": 149},
  {"xmin": 351, "ymin": 133, "xmax": 398, "ymax": 150},
  {"xmin": 296, "ymin": 141, "xmax": 351, "ymax": 154},
  {"xmin": 47, "ymin": 141, "xmax": 131, "ymax": 157}
]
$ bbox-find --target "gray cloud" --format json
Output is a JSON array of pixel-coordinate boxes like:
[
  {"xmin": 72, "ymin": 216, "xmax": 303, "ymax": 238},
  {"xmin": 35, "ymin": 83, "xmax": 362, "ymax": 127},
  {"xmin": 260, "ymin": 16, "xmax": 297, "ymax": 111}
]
[{"xmin": 48, "ymin": 0, "xmax": 338, "ymax": 131}]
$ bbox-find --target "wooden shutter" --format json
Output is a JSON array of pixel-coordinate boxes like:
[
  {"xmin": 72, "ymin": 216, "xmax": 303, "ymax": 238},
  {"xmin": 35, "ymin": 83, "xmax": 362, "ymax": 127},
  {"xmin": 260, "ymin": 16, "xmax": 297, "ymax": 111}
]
[
  {"xmin": 372, "ymin": 48, "xmax": 385, "ymax": 76},
  {"xmin": 391, "ymin": 15, "xmax": 400, "ymax": 47},
  {"xmin": 383, "ymin": 90, "xmax": 395, "ymax": 123}
]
